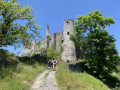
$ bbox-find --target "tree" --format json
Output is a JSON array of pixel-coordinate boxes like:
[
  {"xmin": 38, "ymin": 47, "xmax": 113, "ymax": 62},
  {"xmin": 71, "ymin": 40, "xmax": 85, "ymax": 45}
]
[
  {"xmin": 71, "ymin": 10, "xmax": 120, "ymax": 79},
  {"xmin": 0, "ymin": 0, "xmax": 40, "ymax": 47},
  {"xmin": 46, "ymin": 47, "xmax": 61, "ymax": 60}
]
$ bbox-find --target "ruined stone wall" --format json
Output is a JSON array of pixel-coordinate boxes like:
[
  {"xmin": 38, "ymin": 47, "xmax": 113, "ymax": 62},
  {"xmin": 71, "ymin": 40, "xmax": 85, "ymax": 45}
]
[
  {"xmin": 48, "ymin": 33, "xmax": 55, "ymax": 49},
  {"xmin": 21, "ymin": 46, "xmax": 32, "ymax": 56},
  {"xmin": 35, "ymin": 32, "xmax": 63, "ymax": 52},
  {"xmin": 55, "ymin": 32, "xmax": 63, "ymax": 51},
  {"xmin": 22, "ymin": 38, "xmax": 47, "ymax": 57},
  {"xmin": 21, "ymin": 19, "xmax": 77, "ymax": 62},
  {"xmin": 21, "ymin": 39, "xmax": 36, "ymax": 57},
  {"xmin": 39, "ymin": 38, "xmax": 47, "ymax": 49},
  {"xmin": 47, "ymin": 32, "xmax": 63, "ymax": 51}
]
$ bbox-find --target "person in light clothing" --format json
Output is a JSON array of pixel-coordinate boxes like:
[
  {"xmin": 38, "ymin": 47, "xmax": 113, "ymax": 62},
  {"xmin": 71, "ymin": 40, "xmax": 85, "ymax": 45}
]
[{"xmin": 53, "ymin": 59, "xmax": 57, "ymax": 71}]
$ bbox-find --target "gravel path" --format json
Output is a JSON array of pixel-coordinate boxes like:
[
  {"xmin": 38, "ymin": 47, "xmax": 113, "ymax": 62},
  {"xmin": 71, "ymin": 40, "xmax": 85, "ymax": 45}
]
[{"xmin": 30, "ymin": 70, "xmax": 58, "ymax": 90}]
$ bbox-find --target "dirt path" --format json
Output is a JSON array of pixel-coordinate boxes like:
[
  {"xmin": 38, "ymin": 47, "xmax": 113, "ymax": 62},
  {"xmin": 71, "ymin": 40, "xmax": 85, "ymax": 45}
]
[{"xmin": 30, "ymin": 70, "xmax": 58, "ymax": 90}]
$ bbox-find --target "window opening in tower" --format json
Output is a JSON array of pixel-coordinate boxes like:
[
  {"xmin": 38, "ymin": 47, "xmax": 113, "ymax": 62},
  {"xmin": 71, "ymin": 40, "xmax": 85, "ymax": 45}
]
[
  {"xmin": 67, "ymin": 21, "xmax": 69, "ymax": 24},
  {"xmin": 67, "ymin": 32, "xmax": 69, "ymax": 35}
]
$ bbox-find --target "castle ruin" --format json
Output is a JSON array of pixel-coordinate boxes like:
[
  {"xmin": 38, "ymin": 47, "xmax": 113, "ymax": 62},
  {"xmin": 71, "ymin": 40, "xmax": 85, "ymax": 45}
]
[{"xmin": 22, "ymin": 19, "xmax": 77, "ymax": 62}]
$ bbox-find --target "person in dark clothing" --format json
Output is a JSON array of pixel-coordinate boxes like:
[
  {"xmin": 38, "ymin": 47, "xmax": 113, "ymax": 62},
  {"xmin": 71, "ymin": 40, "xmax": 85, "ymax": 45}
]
[
  {"xmin": 48, "ymin": 60, "xmax": 51, "ymax": 69},
  {"xmin": 51, "ymin": 60, "xmax": 54, "ymax": 69}
]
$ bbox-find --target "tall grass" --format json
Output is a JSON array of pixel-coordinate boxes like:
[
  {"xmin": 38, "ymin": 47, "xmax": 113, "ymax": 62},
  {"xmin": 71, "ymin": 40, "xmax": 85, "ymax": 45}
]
[
  {"xmin": 0, "ymin": 49, "xmax": 47, "ymax": 90},
  {"xmin": 0, "ymin": 61, "xmax": 47, "ymax": 90},
  {"xmin": 56, "ymin": 62, "xmax": 110, "ymax": 90}
]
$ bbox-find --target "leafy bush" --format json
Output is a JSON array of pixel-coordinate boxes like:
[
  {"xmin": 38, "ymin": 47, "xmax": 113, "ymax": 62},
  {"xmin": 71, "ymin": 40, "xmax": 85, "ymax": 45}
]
[
  {"xmin": 0, "ymin": 49, "xmax": 9, "ymax": 59},
  {"xmin": 46, "ymin": 51, "xmax": 53, "ymax": 59},
  {"xmin": 45, "ymin": 47, "xmax": 61, "ymax": 60},
  {"xmin": 0, "ymin": 49, "xmax": 15, "ymax": 59}
]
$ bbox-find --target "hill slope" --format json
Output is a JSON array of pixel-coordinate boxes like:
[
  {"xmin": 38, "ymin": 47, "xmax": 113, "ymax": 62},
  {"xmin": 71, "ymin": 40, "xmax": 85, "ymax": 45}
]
[{"xmin": 56, "ymin": 62, "xmax": 110, "ymax": 90}]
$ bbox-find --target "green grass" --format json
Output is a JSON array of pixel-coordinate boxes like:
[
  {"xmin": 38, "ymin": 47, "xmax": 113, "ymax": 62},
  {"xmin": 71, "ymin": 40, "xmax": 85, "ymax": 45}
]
[
  {"xmin": 110, "ymin": 65, "xmax": 120, "ymax": 89},
  {"xmin": 56, "ymin": 62, "xmax": 110, "ymax": 90},
  {"xmin": 0, "ymin": 49, "xmax": 47, "ymax": 90},
  {"xmin": 111, "ymin": 72, "xmax": 120, "ymax": 82},
  {"xmin": 0, "ymin": 62, "xmax": 47, "ymax": 90}
]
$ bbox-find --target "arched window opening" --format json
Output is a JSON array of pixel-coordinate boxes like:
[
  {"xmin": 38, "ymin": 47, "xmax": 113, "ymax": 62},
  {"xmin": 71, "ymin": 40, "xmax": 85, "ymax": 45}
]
[
  {"xmin": 61, "ymin": 39, "xmax": 64, "ymax": 43},
  {"xmin": 67, "ymin": 21, "xmax": 69, "ymax": 24},
  {"xmin": 67, "ymin": 32, "xmax": 69, "ymax": 35},
  {"xmin": 67, "ymin": 60, "xmax": 69, "ymax": 63}
]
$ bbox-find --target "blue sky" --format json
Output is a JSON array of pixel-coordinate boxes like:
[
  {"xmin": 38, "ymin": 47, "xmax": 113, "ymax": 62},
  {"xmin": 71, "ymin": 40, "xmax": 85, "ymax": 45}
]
[{"xmin": 2, "ymin": 0, "xmax": 120, "ymax": 55}]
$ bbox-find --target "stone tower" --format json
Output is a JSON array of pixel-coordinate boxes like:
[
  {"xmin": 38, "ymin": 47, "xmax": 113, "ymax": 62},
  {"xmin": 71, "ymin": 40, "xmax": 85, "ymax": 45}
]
[
  {"xmin": 46, "ymin": 24, "xmax": 50, "ymax": 37},
  {"xmin": 46, "ymin": 24, "xmax": 50, "ymax": 48},
  {"xmin": 61, "ymin": 19, "xmax": 77, "ymax": 62}
]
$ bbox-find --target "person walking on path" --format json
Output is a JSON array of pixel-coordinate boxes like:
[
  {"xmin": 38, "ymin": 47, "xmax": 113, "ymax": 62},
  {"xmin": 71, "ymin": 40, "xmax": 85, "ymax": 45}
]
[
  {"xmin": 51, "ymin": 59, "xmax": 54, "ymax": 69},
  {"xmin": 48, "ymin": 60, "xmax": 51, "ymax": 69},
  {"xmin": 53, "ymin": 59, "xmax": 57, "ymax": 71}
]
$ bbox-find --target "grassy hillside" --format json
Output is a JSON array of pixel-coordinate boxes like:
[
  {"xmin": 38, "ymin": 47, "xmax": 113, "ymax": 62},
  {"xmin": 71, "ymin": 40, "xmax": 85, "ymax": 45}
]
[
  {"xmin": 0, "ymin": 49, "xmax": 47, "ymax": 90},
  {"xmin": 0, "ymin": 62, "xmax": 47, "ymax": 90},
  {"xmin": 56, "ymin": 62, "xmax": 110, "ymax": 90}
]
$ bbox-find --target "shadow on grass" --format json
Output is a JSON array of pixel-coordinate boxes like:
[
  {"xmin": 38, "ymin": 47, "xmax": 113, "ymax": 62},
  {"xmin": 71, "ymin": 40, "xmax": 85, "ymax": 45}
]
[
  {"xmin": 18, "ymin": 54, "xmax": 48, "ymax": 65},
  {"xmin": 85, "ymin": 67, "xmax": 120, "ymax": 89},
  {"xmin": 103, "ymin": 74, "xmax": 120, "ymax": 88},
  {"xmin": 0, "ymin": 57, "xmax": 18, "ymax": 69},
  {"xmin": 67, "ymin": 62, "xmax": 120, "ymax": 89},
  {"xmin": 67, "ymin": 62, "xmax": 86, "ymax": 73},
  {"xmin": 0, "ymin": 57, "xmax": 18, "ymax": 79},
  {"xmin": 85, "ymin": 69, "xmax": 120, "ymax": 89}
]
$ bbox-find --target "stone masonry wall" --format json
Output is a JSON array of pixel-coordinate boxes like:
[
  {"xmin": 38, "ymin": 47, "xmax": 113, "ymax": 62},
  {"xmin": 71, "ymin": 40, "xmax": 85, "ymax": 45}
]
[
  {"xmin": 39, "ymin": 38, "xmax": 47, "ymax": 49},
  {"xmin": 61, "ymin": 19, "xmax": 77, "ymax": 62},
  {"xmin": 55, "ymin": 32, "xmax": 63, "ymax": 51},
  {"xmin": 21, "ymin": 19, "xmax": 77, "ymax": 62}
]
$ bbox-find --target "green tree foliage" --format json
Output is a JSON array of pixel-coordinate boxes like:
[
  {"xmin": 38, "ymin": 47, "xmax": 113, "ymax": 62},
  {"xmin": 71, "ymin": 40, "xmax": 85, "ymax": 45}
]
[
  {"xmin": 0, "ymin": 49, "xmax": 15, "ymax": 59},
  {"xmin": 0, "ymin": 0, "xmax": 41, "ymax": 47},
  {"xmin": 46, "ymin": 45, "xmax": 61, "ymax": 60},
  {"xmin": 71, "ymin": 10, "xmax": 120, "ymax": 79},
  {"xmin": 46, "ymin": 50, "xmax": 53, "ymax": 59}
]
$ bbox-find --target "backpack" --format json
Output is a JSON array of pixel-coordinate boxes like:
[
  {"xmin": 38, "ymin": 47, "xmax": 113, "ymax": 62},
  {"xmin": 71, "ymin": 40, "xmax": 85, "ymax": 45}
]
[
  {"xmin": 48, "ymin": 60, "xmax": 50, "ymax": 64},
  {"xmin": 54, "ymin": 60, "xmax": 57, "ymax": 63}
]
